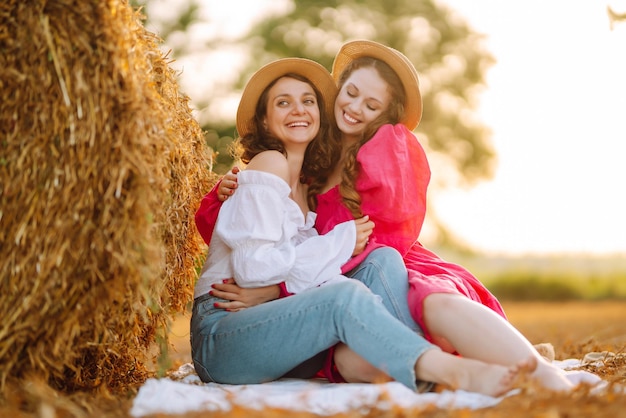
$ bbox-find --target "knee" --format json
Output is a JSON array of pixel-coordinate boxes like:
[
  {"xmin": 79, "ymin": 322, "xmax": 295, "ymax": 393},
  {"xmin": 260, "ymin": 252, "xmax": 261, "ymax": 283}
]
[
  {"xmin": 331, "ymin": 279, "xmax": 370, "ymax": 297},
  {"xmin": 325, "ymin": 280, "xmax": 375, "ymax": 310},
  {"xmin": 423, "ymin": 293, "xmax": 465, "ymax": 321},
  {"xmin": 368, "ymin": 247, "xmax": 404, "ymax": 268},
  {"xmin": 365, "ymin": 247, "xmax": 407, "ymax": 281}
]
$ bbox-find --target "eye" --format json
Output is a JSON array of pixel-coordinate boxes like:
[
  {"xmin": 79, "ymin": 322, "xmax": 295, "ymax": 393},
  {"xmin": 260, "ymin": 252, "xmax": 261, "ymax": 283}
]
[
  {"xmin": 277, "ymin": 99, "xmax": 290, "ymax": 107},
  {"xmin": 303, "ymin": 97, "xmax": 316, "ymax": 105},
  {"xmin": 365, "ymin": 99, "xmax": 383, "ymax": 112}
]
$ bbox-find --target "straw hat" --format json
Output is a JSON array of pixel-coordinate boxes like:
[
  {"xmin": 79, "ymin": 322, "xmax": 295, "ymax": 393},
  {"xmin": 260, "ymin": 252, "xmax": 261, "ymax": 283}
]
[
  {"xmin": 236, "ymin": 58, "xmax": 337, "ymax": 138},
  {"xmin": 332, "ymin": 40, "xmax": 422, "ymax": 131}
]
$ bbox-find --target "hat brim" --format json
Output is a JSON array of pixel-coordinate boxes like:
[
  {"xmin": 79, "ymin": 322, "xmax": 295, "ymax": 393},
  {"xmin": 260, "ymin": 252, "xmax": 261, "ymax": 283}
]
[
  {"xmin": 332, "ymin": 40, "xmax": 422, "ymax": 131},
  {"xmin": 236, "ymin": 58, "xmax": 337, "ymax": 138}
]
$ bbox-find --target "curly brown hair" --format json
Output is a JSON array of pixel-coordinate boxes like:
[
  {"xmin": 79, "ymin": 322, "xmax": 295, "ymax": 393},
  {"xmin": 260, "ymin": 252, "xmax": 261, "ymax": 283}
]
[
  {"xmin": 230, "ymin": 73, "xmax": 341, "ymax": 209},
  {"xmin": 333, "ymin": 56, "xmax": 406, "ymax": 218}
]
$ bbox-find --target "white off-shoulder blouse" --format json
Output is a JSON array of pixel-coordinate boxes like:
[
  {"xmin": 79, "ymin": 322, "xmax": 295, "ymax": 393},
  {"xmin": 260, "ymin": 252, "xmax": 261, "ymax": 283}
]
[{"xmin": 194, "ymin": 170, "xmax": 356, "ymax": 298}]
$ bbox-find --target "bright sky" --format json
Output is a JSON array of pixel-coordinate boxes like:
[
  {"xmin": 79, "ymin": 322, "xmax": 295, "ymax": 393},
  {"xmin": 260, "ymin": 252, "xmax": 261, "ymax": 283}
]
[
  {"xmin": 433, "ymin": 0, "xmax": 626, "ymax": 255},
  {"xmin": 154, "ymin": 0, "xmax": 626, "ymax": 256}
]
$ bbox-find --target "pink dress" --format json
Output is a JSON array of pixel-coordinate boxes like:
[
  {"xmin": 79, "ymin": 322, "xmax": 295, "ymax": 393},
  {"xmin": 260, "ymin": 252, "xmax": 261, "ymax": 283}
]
[{"xmin": 314, "ymin": 124, "xmax": 506, "ymax": 342}]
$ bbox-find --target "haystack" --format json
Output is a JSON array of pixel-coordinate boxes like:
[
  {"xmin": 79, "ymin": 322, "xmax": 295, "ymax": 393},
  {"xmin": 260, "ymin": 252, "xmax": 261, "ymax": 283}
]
[{"xmin": 0, "ymin": 0, "xmax": 215, "ymax": 396}]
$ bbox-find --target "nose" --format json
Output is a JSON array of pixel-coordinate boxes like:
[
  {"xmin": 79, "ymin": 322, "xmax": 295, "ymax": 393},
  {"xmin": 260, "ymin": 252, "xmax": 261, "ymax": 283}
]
[
  {"xmin": 347, "ymin": 98, "xmax": 363, "ymax": 114},
  {"xmin": 292, "ymin": 101, "xmax": 306, "ymax": 114}
]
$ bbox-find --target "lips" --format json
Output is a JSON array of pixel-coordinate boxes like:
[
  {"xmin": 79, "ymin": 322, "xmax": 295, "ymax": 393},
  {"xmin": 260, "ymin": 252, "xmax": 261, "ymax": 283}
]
[
  {"xmin": 287, "ymin": 121, "xmax": 310, "ymax": 128},
  {"xmin": 342, "ymin": 111, "xmax": 360, "ymax": 125}
]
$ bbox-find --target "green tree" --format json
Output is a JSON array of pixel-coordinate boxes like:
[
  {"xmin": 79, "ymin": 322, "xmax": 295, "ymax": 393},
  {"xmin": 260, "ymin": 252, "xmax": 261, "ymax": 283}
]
[
  {"xmin": 241, "ymin": 0, "xmax": 497, "ymax": 188},
  {"xmin": 133, "ymin": 0, "xmax": 496, "ymax": 186},
  {"xmin": 131, "ymin": 0, "xmax": 497, "ymax": 248}
]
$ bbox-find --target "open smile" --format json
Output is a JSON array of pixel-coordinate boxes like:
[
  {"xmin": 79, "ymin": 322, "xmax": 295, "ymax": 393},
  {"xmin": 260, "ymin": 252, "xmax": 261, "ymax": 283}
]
[
  {"xmin": 342, "ymin": 111, "xmax": 360, "ymax": 125},
  {"xmin": 287, "ymin": 121, "xmax": 310, "ymax": 128}
]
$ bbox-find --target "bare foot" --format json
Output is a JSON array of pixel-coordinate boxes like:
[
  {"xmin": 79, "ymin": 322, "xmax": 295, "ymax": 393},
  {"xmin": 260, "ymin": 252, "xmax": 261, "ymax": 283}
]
[
  {"xmin": 514, "ymin": 355, "xmax": 538, "ymax": 375},
  {"xmin": 451, "ymin": 358, "xmax": 521, "ymax": 397},
  {"xmin": 531, "ymin": 358, "xmax": 575, "ymax": 392},
  {"xmin": 510, "ymin": 355, "xmax": 574, "ymax": 393},
  {"xmin": 415, "ymin": 350, "xmax": 520, "ymax": 397}
]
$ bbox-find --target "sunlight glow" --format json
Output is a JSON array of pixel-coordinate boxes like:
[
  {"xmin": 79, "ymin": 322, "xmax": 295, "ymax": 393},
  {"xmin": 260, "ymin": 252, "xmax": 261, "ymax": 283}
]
[
  {"xmin": 160, "ymin": 0, "xmax": 626, "ymax": 255},
  {"xmin": 435, "ymin": 0, "xmax": 626, "ymax": 255}
]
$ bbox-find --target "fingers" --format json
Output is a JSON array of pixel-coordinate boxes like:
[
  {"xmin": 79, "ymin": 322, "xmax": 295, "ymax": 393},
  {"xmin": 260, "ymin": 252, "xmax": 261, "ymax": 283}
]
[
  {"xmin": 211, "ymin": 281, "xmax": 238, "ymax": 294},
  {"xmin": 225, "ymin": 168, "xmax": 239, "ymax": 182},
  {"xmin": 354, "ymin": 216, "xmax": 374, "ymax": 236},
  {"xmin": 219, "ymin": 170, "xmax": 239, "ymax": 201},
  {"xmin": 354, "ymin": 215, "xmax": 374, "ymax": 231},
  {"xmin": 219, "ymin": 181, "xmax": 236, "ymax": 201},
  {"xmin": 352, "ymin": 229, "xmax": 372, "ymax": 256},
  {"xmin": 352, "ymin": 215, "xmax": 374, "ymax": 256},
  {"xmin": 212, "ymin": 300, "xmax": 246, "ymax": 312}
]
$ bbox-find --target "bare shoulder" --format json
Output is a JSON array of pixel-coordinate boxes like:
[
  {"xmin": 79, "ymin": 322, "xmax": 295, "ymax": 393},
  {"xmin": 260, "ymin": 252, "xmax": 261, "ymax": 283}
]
[{"xmin": 246, "ymin": 150, "xmax": 289, "ymax": 182}]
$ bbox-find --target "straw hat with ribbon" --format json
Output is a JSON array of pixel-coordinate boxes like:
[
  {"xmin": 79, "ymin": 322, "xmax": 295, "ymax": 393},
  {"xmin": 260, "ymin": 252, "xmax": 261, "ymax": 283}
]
[
  {"xmin": 332, "ymin": 40, "xmax": 422, "ymax": 131},
  {"xmin": 236, "ymin": 58, "xmax": 337, "ymax": 138}
]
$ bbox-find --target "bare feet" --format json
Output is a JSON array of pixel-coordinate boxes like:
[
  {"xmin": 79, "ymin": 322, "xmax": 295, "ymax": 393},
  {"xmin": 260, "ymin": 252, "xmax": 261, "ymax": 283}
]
[
  {"xmin": 530, "ymin": 357, "xmax": 575, "ymax": 392},
  {"xmin": 450, "ymin": 358, "xmax": 520, "ymax": 397},
  {"xmin": 495, "ymin": 354, "xmax": 574, "ymax": 393},
  {"xmin": 415, "ymin": 349, "xmax": 520, "ymax": 397}
]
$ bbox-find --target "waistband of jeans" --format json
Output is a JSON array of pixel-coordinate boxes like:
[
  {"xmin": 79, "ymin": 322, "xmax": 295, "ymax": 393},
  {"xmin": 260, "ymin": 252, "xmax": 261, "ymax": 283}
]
[{"xmin": 194, "ymin": 292, "xmax": 214, "ymax": 304}]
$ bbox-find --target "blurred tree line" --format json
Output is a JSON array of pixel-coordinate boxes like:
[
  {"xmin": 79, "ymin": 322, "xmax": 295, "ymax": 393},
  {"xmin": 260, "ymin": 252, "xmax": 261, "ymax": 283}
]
[
  {"xmin": 608, "ymin": 5, "xmax": 626, "ymax": 30},
  {"xmin": 130, "ymin": 0, "xmax": 498, "ymax": 248}
]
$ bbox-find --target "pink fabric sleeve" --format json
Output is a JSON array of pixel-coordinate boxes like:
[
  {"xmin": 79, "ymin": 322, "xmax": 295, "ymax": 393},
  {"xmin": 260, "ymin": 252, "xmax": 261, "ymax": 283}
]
[
  {"xmin": 195, "ymin": 180, "xmax": 224, "ymax": 245},
  {"xmin": 356, "ymin": 124, "xmax": 431, "ymax": 255}
]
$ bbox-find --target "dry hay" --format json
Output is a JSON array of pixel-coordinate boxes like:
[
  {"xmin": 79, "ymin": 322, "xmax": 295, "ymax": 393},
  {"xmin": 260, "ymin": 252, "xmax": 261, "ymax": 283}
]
[{"xmin": 0, "ymin": 0, "xmax": 215, "ymax": 401}]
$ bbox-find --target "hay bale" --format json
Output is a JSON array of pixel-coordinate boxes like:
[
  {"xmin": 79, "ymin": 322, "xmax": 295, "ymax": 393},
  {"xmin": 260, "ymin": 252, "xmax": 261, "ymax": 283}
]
[{"xmin": 0, "ymin": 0, "xmax": 215, "ymax": 394}]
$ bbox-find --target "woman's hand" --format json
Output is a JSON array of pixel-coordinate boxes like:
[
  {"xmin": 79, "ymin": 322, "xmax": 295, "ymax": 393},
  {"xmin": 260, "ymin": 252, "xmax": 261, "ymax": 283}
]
[
  {"xmin": 219, "ymin": 166, "xmax": 240, "ymax": 201},
  {"xmin": 353, "ymin": 215, "xmax": 374, "ymax": 256},
  {"xmin": 210, "ymin": 279, "xmax": 280, "ymax": 312}
]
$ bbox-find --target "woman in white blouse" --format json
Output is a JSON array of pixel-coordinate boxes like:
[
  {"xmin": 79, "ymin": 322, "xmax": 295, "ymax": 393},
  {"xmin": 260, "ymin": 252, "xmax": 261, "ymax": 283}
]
[{"xmin": 191, "ymin": 58, "xmax": 523, "ymax": 396}]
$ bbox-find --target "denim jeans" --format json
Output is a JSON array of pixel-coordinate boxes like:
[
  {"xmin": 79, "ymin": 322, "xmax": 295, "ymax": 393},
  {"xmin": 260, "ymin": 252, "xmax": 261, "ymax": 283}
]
[
  {"xmin": 190, "ymin": 248, "xmax": 433, "ymax": 390},
  {"xmin": 345, "ymin": 247, "xmax": 422, "ymax": 335}
]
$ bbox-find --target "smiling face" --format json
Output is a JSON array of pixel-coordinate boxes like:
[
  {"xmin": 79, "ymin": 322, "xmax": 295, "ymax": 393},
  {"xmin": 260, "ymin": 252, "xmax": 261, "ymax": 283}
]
[
  {"xmin": 334, "ymin": 67, "xmax": 391, "ymax": 143},
  {"xmin": 263, "ymin": 76, "xmax": 321, "ymax": 148}
]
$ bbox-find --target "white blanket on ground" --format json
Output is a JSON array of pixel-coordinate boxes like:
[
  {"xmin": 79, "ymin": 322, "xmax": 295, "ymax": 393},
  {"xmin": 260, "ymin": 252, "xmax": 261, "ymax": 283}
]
[{"xmin": 130, "ymin": 358, "xmax": 610, "ymax": 417}]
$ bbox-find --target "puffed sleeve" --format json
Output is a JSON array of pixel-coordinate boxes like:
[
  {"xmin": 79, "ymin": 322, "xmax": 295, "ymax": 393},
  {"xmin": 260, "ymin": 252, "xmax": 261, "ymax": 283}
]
[
  {"xmin": 216, "ymin": 172, "xmax": 354, "ymax": 292},
  {"xmin": 284, "ymin": 219, "xmax": 354, "ymax": 294},
  {"xmin": 356, "ymin": 124, "xmax": 431, "ymax": 255}
]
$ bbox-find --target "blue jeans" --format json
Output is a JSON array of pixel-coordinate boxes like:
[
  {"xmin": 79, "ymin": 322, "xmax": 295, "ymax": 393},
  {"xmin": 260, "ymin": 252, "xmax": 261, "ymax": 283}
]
[
  {"xmin": 190, "ymin": 248, "xmax": 432, "ymax": 390},
  {"xmin": 345, "ymin": 247, "xmax": 422, "ymax": 335}
]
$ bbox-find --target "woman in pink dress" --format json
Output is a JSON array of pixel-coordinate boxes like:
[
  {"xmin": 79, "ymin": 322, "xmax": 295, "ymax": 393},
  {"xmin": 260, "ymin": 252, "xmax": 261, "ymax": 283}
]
[{"xmin": 199, "ymin": 40, "xmax": 573, "ymax": 392}]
